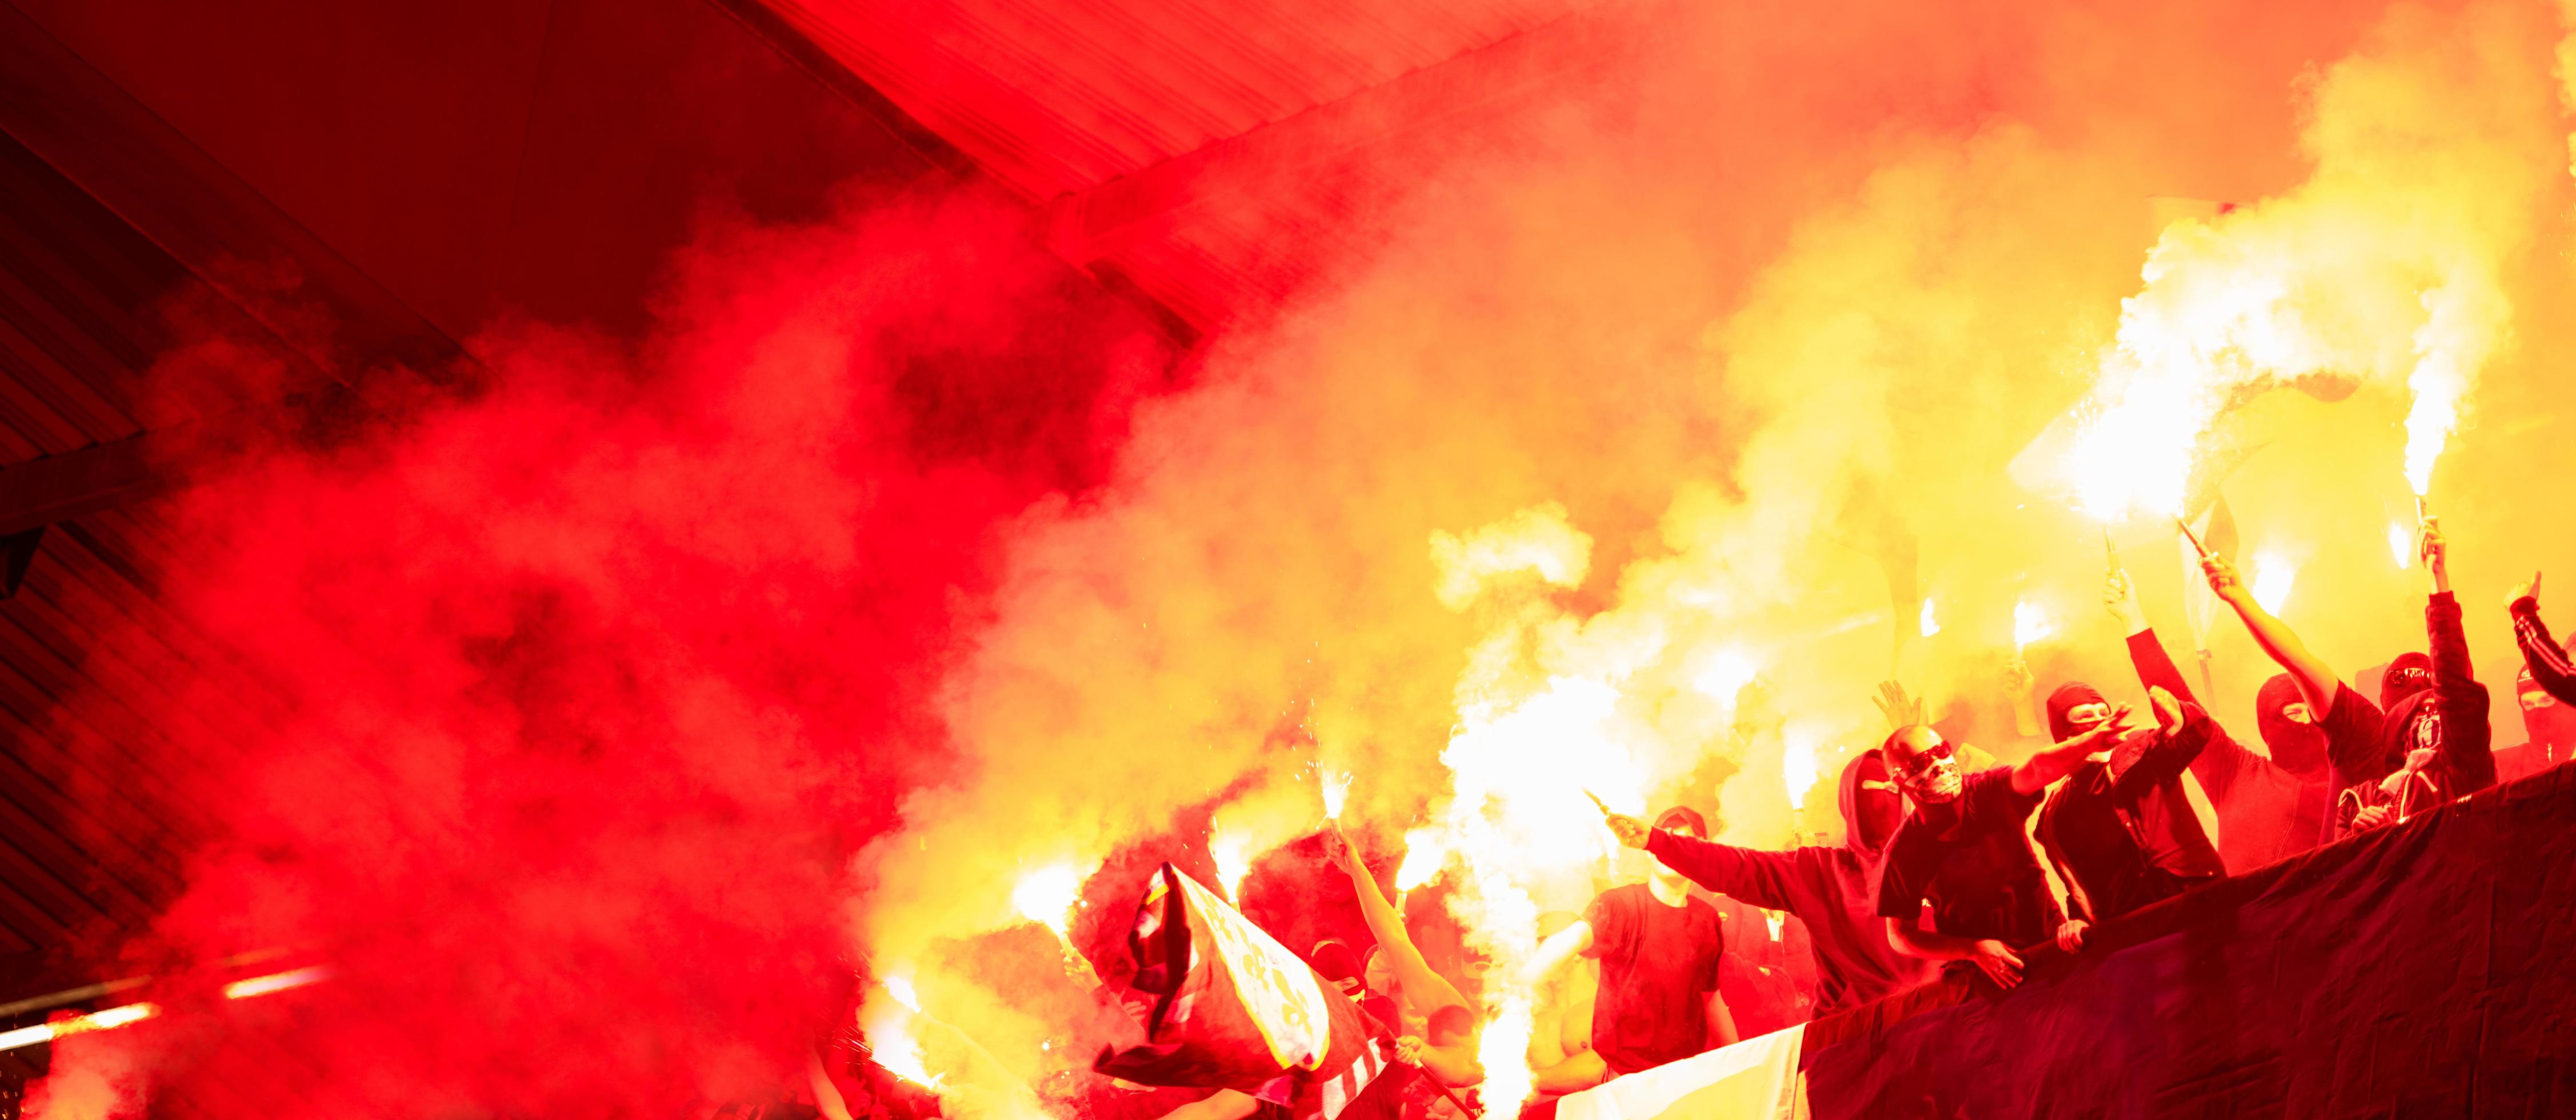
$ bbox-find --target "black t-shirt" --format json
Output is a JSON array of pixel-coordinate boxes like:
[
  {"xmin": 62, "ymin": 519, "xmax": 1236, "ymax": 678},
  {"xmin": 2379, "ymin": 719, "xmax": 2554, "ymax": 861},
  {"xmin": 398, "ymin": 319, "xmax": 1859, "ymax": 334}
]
[
  {"xmin": 1876, "ymin": 767, "xmax": 2059, "ymax": 947},
  {"xmin": 1583, "ymin": 883, "xmax": 1725, "ymax": 1074}
]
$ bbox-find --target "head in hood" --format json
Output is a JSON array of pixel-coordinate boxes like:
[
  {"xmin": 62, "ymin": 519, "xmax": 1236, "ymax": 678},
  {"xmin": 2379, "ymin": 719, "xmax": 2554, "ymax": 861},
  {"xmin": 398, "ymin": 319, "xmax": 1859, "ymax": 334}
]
[
  {"xmin": 1838, "ymin": 750, "xmax": 1904, "ymax": 855},
  {"xmin": 2255, "ymin": 673, "xmax": 2329, "ymax": 775},
  {"xmin": 2378, "ymin": 689, "xmax": 2443, "ymax": 778},
  {"xmin": 1881, "ymin": 725, "xmax": 1962, "ymax": 805},
  {"xmin": 2379, "ymin": 652, "xmax": 2435, "ymax": 710},
  {"xmin": 2045, "ymin": 682, "xmax": 2113, "ymax": 743}
]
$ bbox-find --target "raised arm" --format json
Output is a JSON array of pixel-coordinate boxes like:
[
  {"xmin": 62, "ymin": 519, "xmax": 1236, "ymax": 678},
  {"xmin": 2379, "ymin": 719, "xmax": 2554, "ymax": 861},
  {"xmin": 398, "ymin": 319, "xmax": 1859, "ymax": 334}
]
[
  {"xmin": 1611, "ymin": 818, "xmax": 1803, "ymax": 913},
  {"xmin": 2110, "ymin": 569, "xmax": 2200, "ymax": 706},
  {"xmin": 1323, "ymin": 827, "xmax": 1469, "ymax": 1015},
  {"xmin": 2206, "ymin": 554, "xmax": 2342, "ymax": 717},
  {"xmin": 2510, "ymin": 573, "xmax": 2576, "ymax": 706},
  {"xmin": 2420, "ymin": 527, "xmax": 2494, "ymax": 794},
  {"xmin": 2012, "ymin": 709, "xmax": 2131, "ymax": 794},
  {"xmin": 2110, "ymin": 689, "xmax": 2210, "ymax": 796}
]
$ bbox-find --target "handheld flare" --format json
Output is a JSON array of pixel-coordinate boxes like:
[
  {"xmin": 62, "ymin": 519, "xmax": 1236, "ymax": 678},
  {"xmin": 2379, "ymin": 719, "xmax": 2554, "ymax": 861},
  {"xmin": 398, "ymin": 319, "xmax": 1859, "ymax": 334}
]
[{"xmin": 2174, "ymin": 516, "xmax": 2213, "ymax": 561}]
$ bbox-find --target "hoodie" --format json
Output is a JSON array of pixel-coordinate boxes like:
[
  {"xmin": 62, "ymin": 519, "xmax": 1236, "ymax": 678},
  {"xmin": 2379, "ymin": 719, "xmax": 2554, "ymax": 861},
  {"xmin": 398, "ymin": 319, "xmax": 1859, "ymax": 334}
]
[
  {"xmin": 1644, "ymin": 753, "xmax": 1936, "ymax": 1017},
  {"xmin": 2333, "ymin": 592, "xmax": 2494, "ymax": 838},
  {"xmin": 2124, "ymin": 629, "xmax": 2335, "ymax": 871},
  {"xmin": 2036, "ymin": 698, "xmax": 2226, "ymax": 923}
]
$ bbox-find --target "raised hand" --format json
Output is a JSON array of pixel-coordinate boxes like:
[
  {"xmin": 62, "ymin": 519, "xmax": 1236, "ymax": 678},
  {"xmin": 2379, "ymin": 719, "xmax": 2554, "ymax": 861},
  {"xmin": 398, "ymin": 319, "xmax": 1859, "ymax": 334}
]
[
  {"xmin": 2073, "ymin": 703, "xmax": 2135, "ymax": 747},
  {"xmin": 2002, "ymin": 658, "xmax": 2035, "ymax": 701},
  {"xmin": 1873, "ymin": 679, "xmax": 1928, "ymax": 730},
  {"xmin": 1322, "ymin": 825, "xmax": 1363, "ymax": 877},
  {"xmin": 2421, "ymin": 517, "xmax": 2450, "ymax": 594},
  {"xmin": 1603, "ymin": 812, "xmax": 1650, "ymax": 850},
  {"xmin": 2104, "ymin": 568, "xmax": 2147, "ymax": 633},
  {"xmin": 2147, "ymin": 686, "xmax": 2183, "ymax": 733},
  {"xmin": 2202, "ymin": 555, "xmax": 2246, "ymax": 605},
  {"xmin": 2511, "ymin": 570, "xmax": 2541, "ymax": 608}
]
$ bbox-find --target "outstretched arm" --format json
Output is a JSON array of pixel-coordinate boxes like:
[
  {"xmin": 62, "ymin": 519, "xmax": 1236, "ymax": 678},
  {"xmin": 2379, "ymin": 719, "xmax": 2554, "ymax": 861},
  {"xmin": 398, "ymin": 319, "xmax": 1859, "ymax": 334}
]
[
  {"xmin": 2206, "ymin": 555, "xmax": 2342, "ymax": 717},
  {"xmin": 1324, "ymin": 827, "xmax": 1469, "ymax": 1014},
  {"xmin": 1524, "ymin": 918, "xmax": 1595, "ymax": 987},
  {"xmin": 2013, "ymin": 710, "xmax": 2131, "ymax": 794},
  {"xmin": 2420, "ymin": 527, "xmax": 2494, "ymax": 794}
]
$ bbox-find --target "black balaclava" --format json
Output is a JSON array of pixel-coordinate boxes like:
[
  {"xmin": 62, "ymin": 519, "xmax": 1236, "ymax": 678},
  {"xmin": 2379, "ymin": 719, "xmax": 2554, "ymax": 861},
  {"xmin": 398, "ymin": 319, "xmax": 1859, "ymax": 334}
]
[
  {"xmin": 2521, "ymin": 666, "xmax": 2576, "ymax": 754},
  {"xmin": 2046, "ymin": 682, "xmax": 2110, "ymax": 743},
  {"xmin": 2256, "ymin": 673, "xmax": 2329, "ymax": 775},
  {"xmin": 1840, "ymin": 751, "xmax": 1903, "ymax": 855},
  {"xmin": 2379, "ymin": 652, "xmax": 2435, "ymax": 710},
  {"xmin": 2377, "ymin": 690, "xmax": 2442, "ymax": 778}
]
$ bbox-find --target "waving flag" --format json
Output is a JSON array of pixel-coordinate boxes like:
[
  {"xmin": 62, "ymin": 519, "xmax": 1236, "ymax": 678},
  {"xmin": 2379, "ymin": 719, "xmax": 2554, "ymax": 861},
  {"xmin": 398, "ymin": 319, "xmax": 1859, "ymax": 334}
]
[{"xmin": 1095, "ymin": 863, "xmax": 1386, "ymax": 1118}]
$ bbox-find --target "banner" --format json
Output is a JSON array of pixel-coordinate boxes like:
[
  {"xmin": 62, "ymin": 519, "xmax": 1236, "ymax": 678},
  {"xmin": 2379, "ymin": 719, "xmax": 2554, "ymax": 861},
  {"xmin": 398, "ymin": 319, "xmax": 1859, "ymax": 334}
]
[{"xmin": 1097, "ymin": 863, "xmax": 1383, "ymax": 1117}]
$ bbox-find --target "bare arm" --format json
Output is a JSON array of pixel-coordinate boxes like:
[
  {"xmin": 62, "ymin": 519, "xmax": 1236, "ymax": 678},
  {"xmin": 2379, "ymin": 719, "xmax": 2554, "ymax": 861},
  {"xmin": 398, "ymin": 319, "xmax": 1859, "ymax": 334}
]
[
  {"xmin": 1886, "ymin": 917, "xmax": 2025, "ymax": 989},
  {"xmin": 1325, "ymin": 828, "xmax": 1469, "ymax": 1014},
  {"xmin": 2206, "ymin": 554, "xmax": 2341, "ymax": 717},
  {"xmin": 1703, "ymin": 991, "xmax": 1739, "ymax": 1050},
  {"xmin": 2011, "ymin": 710, "xmax": 2131, "ymax": 794},
  {"xmin": 1155, "ymin": 1091, "xmax": 1262, "ymax": 1120},
  {"xmin": 1524, "ymin": 919, "xmax": 1594, "ymax": 986},
  {"xmin": 2006, "ymin": 659, "xmax": 2043, "ymax": 741}
]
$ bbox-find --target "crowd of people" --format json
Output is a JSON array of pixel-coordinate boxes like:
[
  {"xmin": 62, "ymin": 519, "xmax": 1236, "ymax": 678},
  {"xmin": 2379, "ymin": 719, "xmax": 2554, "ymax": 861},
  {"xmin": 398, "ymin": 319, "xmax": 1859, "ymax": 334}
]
[{"xmin": 1047, "ymin": 518, "xmax": 2576, "ymax": 1120}]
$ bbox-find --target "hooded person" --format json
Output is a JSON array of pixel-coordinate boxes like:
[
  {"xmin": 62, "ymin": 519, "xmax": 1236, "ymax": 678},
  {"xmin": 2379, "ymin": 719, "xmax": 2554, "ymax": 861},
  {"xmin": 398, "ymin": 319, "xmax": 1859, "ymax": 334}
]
[
  {"xmin": 2499, "ymin": 577, "xmax": 2576, "ymax": 782},
  {"xmin": 2198, "ymin": 553, "xmax": 2391, "ymax": 846},
  {"xmin": 2331, "ymin": 521, "xmax": 2494, "ymax": 837},
  {"xmin": 2105, "ymin": 567, "xmax": 2335, "ymax": 871},
  {"xmin": 1603, "ymin": 751, "xmax": 1937, "ymax": 1019},
  {"xmin": 2034, "ymin": 683, "xmax": 2226, "ymax": 933}
]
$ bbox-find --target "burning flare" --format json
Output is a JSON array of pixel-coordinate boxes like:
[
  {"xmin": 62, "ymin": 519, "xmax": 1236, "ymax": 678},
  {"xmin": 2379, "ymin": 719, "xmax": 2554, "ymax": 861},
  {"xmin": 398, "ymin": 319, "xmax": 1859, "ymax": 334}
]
[{"xmin": 2012, "ymin": 599, "xmax": 2054, "ymax": 653}]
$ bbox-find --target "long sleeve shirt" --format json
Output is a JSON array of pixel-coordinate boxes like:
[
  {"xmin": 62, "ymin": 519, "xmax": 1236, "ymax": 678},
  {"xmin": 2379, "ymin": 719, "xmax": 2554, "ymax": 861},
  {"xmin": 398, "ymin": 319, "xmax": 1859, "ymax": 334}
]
[
  {"xmin": 2037, "ymin": 703, "xmax": 2225, "ymax": 923},
  {"xmin": 2123, "ymin": 629, "xmax": 2328, "ymax": 871},
  {"xmin": 1644, "ymin": 831, "xmax": 1934, "ymax": 1017},
  {"xmin": 2511, "ymin": 595, "xmax": 2576, "ymax": 707}
]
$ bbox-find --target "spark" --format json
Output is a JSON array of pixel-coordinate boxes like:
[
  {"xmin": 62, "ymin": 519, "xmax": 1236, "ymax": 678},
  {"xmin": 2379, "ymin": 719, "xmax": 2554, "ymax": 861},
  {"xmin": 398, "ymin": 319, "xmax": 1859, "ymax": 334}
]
[{"xmin": 1319, "ymin": 769, "xmax": 1350, "ymax": 820}]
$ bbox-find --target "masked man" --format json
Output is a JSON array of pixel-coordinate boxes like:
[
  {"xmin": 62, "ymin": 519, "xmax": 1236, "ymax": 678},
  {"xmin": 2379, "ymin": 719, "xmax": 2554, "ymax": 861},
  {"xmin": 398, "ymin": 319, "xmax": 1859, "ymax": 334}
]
[
  {"xmin": 2035, "ymin": 685, "xmax": 2225, "ymax": 930},
  {"xmin": 1603, "ymin": 753, "xmax": 1935, "ymax": 1019},
  {"xmin": 1877, "ymin": 721, "xmax": 2120, "ymax": 989},
  {"xmin": 2105, "ymin": 567, "xmax": 2334, "ymax": 871},
  {"xmin": 2500, "ymin": 573, "xmax": 2576, "ymax": 782}
]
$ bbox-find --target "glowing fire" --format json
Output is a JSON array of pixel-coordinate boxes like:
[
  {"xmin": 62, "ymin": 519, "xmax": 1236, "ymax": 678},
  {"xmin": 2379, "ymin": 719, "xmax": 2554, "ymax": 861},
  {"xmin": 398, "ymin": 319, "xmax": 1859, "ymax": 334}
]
[
  {"xmin": 2389, "ymin": 522, "xmax": 2414, "ymax": 569},
  {"xmin": 2012, "ymin": 599, "xmax": 2054, "ymax": 653},
  {"xmin": 222, "ymin": 966, "xmax": 330, "ymax": 1000},
  {"xmin": 1782, "ymin": 726, "xmax": 1822, "ymax": 807},
  {"xmin": 1211, "ymin": 830, "xmax": 1254, "ymax": 899},
  {"xmin": 1012, "ymin": 863, "xmax": 1082, "ymax": 934},
  {"xmin": 1693, "ymin": 647, "xmax": 1759, "ymax": 705},
  {"xmin": 1320, "ymin": 769, "xmax": 1351, "ymax": 819},
  {"xmin": 1394, "ymin": 827, "xmax": 1447, "ymax": 891},
  {"xmin": 861, "ymin": 1003, "xmax": 943, "ymax": 1090},
  {"xmin": 2249, "ymin": 550, "xmax": 2297, "ymax": 614},
  {"xmin": 1918, "ymin": 597, "xmax": 1940, "ymax": 637},
  {"xmin": 883, "ymin": 974, "xmax": 921, "ymax": 1013}
]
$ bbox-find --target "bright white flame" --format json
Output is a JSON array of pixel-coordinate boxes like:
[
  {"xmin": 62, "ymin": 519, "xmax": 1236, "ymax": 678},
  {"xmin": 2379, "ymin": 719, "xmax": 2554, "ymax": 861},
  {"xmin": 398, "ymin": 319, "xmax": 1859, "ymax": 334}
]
[
  {"xmin": 1427, "ymin": 503, "xmax": 1592, "ymax": 610},
  {"xmin": 1211, "ymin": 830, "xmax": 1253, "ymax": 900},
  {"xmin": 1319, "ymin": 769, "xmax": 1351, "ymax": 819},
  {"xmin": 863, "ymin": 1012, "xmax": 943, "ymax": 1090},
  {"xmin": 2249, "ymin": 551, "xmax": 2298, "ymax": 614},
  {"xmin": 2389, "ymin": 522, "xmax": 2414, "ymax": 569},
  {"xmin": 223, "ymin": 966, "xmax": 330, "ymax": 1000},
  {"xmin": 883, "ymin": 974, "xmax": 921, "ymax": 1013},
  {"xmin": 0, "ymin": 1002, "xmax": 167, "ymax": 1051},
  {"xmin": 1782, "ymin": 727, "xmax": 1822, "ymax": 808},
  {"xmin": 1013, "ymin": 863, "xmax": 1082, "ymax": 934},
  {"xmin": 1693, "ymin": 647, "xmax": 1759, "ymax": 705},
  {"xmin": 1477, "ymin": 997, "xmax": 1535, "ymax": 1110},
  {"xmin": 2013, "ymin": 599, "xmax": 2054, "ymax": 653},
  {"xmin": 1919, "ymin": 597, "xmax": 1940, "ymax": 637},
  {"xmin": 1394, "ymin": 828, "xmax": 1447, "ymax": 891}
]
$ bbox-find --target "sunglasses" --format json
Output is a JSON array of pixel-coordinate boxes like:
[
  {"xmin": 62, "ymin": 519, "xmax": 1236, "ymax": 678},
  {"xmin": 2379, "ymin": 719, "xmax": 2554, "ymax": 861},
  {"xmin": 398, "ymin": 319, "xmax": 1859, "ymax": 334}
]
[{"xmin": 1893, "ymin": 739, "xmax": 1955, "ymax": 778}]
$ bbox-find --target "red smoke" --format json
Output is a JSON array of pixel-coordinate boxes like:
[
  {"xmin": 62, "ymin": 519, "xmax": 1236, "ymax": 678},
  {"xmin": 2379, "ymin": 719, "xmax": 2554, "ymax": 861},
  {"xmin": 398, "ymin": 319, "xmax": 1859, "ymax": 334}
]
[{"xmin": 35, "ymin": 186, "xmax": 1177, "ymax": 1118}]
